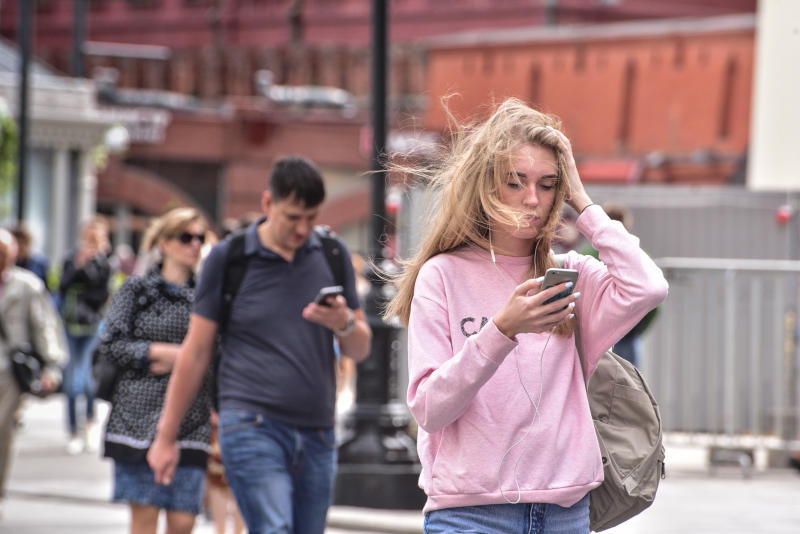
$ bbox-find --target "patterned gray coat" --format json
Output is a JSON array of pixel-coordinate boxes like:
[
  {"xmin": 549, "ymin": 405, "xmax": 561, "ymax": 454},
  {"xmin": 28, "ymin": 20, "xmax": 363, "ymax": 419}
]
[{"xmin": 98, "ymin": 268, "xmax": 211, "ymax": 467}]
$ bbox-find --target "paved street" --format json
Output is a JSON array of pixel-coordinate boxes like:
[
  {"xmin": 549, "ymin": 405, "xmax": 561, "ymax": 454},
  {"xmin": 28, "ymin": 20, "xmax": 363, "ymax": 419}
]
[{"xmin": 2, "ymin": 396, "xmax": 800, "ymax": 533}]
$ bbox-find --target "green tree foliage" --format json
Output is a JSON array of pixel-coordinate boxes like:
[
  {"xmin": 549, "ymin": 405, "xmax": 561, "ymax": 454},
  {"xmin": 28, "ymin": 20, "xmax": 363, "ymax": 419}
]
[{"xmin": 0, "ymin": 115, "xmax": 18, "ymax": 217}]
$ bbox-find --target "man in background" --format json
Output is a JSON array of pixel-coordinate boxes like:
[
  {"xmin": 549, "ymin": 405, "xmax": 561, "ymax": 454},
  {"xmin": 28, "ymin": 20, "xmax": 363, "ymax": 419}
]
[
  {"xmin": 11, "ymin": 224, "xmax": 50, "ymax": 288},
  {"xmin": 149, "ymin": 156, "xmax": 372, "ymax": 534},
  {"xmin": 0, "ymin": 229, "xmax": 66, "ymax": 517}
]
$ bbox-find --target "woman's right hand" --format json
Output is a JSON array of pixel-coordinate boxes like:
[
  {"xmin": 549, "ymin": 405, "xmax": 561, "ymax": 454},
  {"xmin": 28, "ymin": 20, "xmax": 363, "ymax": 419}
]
[
  {"xmin": 148, "ymin": 343, "xmax": 181, "ymax": 375},
  {"xmin": 147, "ymin": 434, "xmax": 179, "ymax": 486},
  {"xmin": 493, "ymin": 278, "xmax": 578, "ymax": 339}
]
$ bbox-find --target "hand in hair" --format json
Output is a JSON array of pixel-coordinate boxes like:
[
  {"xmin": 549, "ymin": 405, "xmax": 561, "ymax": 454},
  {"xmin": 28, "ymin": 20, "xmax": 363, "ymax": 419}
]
[
  {"xmin": 493, "ymin": 278, "xmax": 578, "ymax": 339},
  {"xmin": 546, "ymin": 127, "xmax": 594, "ymax": 215}
]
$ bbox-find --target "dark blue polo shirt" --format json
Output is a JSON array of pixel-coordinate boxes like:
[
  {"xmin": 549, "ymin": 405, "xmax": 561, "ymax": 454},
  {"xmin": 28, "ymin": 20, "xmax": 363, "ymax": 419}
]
[{"xmin": 193, "ymin": 218, "xmax": 359, "ymax": 429}]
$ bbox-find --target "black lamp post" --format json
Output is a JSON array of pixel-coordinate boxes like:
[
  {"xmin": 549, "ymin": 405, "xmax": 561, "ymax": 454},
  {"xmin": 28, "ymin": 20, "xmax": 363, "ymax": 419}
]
[
  {"xmin": 333, "ymin": 0, "xmax": 425, "ymax": 510},
  {"xmin": 72, "ymin": 0, "xmax": 87, "ymax": 78},
  {"xmin": 16, "ymin": 0, "xmax": 33, "ymax": 223}
]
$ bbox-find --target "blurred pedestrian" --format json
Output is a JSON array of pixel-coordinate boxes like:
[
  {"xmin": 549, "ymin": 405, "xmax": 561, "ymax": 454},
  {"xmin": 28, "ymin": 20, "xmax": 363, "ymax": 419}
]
[
  {"xmin": 110, "ymin": 242, "xmax": 137, "ymax": 292},
  {"xmin": 96, "ymin": 207, "xmax": 212, "ymax": 534},
  {"xmin": 59, "ymin": 218, "xmax": 112, "ymax": 455},
  {"xmin": 11, "ymin": 223, "xmax": 50, "ymax": 287},
  {"xmin": 384, "ymin": 98, "xmax": 668, "ymax": 533},
  {"xmin": 580, "ymin": 203, "xmax": 659, "ymax": 367},
  {"xmin": 0, "ymin": 229, "xmax": 66, "ymax": 516},
  {"xmin": 334, "ymin": 253, "xmax": 370, "ymax": 444},
  {"xmin": 148, "ymin": 156, "xmax": 372, "ymax": 534},
  {"xmin": 205, "ymin": 412, "xmax": 246, "ymax": 534},
  {"xmin": 551, "ymin": 208, "xmax": 587, "ymax": 255},
  {"xmin": 8, "ymin": 224, "xmax": 53, "ymax": 431}
]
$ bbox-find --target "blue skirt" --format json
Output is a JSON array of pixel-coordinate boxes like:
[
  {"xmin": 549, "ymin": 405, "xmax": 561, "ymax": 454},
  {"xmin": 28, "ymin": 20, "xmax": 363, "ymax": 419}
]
[{"xmin": 113, "ymin": 459, "xmax": 206, "ymax": 515}]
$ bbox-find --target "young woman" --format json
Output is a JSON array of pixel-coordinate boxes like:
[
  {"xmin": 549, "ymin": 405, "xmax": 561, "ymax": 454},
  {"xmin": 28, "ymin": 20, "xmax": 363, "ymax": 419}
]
[
  {"xmin": 385, "ymin": 98, "xmax": 669, "ymax": 534},
  {"xmin": 97, "ymin": 208, "xmax": 212, "ymax": 534},
  {"xmin": 59, "ymin": 218, "xmax": 112, "ymax": 454}
]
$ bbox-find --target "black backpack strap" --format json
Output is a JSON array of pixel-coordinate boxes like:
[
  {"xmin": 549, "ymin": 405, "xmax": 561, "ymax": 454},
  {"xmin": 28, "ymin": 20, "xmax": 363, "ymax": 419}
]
[
  {"xmin": 211, "ymin": 231, "xmax": 250, "ymax": 410},
  {"xmin": 219, "ymin": 231, "xmax": 250, "ymax": 333},
  {"xmin": 314, "ymin": 225, "xmax": 348, "ymax": 288}
]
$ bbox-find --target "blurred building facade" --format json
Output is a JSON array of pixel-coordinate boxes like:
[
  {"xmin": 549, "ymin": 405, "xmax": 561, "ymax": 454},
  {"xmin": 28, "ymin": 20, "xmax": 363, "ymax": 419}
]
[
  {"xmin": 0, "ymin": 38, "xmax": 112, "ymax": 263},
  {"xmin": 0, "ymin": 1, "xmax": 757, "ymax": 103},
  {"xmin": 424, "ymin": 14, "xmax": 754, "ymax": 185},
  {"xmin": 0, "ymin": 0, "xmax": 759, "ymax": 253}
]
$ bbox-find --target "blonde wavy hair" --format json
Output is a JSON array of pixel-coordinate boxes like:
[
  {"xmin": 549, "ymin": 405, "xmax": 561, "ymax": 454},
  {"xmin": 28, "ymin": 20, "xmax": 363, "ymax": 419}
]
[
  {"xmin": 384, "ymin": 97, "xmax": 574, "ymax": 336},
  {"xmin": 140, "ymin": 207, "xmax": 207, "ymax": 254}
]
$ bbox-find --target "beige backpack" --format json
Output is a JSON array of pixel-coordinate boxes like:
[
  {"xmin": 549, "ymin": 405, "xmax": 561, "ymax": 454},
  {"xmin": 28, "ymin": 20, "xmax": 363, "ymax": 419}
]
[{"xmin": 560, "ymin": 257, "xmax": 665, "ymax": 531}]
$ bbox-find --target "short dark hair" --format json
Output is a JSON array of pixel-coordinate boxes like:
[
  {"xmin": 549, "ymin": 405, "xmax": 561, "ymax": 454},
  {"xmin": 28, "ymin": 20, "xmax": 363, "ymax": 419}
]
[
  {"xmin": 269, "ymin": 156, "xmax": 325, "ymax": 207},
  {"xmin": 10, "ymin": 223, "xmax": 31, "ymax": 247}
]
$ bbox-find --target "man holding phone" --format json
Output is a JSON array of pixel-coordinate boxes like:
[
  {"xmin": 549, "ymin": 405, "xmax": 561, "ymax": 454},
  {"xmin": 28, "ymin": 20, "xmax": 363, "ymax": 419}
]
[{"xmin": 148, "ymin": 156, "xmax": 371, "ymax": 534}]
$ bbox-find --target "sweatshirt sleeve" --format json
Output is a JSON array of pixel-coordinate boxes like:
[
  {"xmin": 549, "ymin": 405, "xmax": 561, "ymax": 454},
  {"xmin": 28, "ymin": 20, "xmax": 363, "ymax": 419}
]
[
  {"xmin": 571, "ymin": 205, "xmax": 669, "ymax": 375},
  {"xmin": 406, "ymin": 260, "xmax": 517, "ymax": 434}
]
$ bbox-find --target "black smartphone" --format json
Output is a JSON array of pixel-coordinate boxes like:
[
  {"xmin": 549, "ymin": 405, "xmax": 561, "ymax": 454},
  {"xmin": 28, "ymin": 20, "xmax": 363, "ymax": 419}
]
[
  {"xmin": 314, "ymin": 285, "xmax": 344, "ymax": 307},
  {"xmin": 541, "ymin": 268, "xmax": 578, "ymax": 305}
]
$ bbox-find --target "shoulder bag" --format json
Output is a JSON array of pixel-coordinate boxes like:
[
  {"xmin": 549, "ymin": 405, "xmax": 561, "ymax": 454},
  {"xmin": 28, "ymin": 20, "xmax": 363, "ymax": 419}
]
[
  {"xmin": 555, "ymin": 252, "xmax": 665, "ymax": 531},
  {"xmin": 92, "ymin": 323, "xmax": 118, "ymax": 402},
  {"xmin": 0, "ymin": 316, "xmax": 49, "ymax": 397},
  {"xmin": 92, "ymin": 280, "xmax": 150, "ymax": 403},
  {"xmin": 573, "ymin": 317, "xmax": 665, "ymax": 531}
]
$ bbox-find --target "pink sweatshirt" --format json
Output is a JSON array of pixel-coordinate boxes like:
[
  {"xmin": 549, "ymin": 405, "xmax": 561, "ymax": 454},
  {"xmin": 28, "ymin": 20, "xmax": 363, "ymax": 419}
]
[{"xmin": 407, "ymin": 205, "xmax": 669, "ymax": 514}]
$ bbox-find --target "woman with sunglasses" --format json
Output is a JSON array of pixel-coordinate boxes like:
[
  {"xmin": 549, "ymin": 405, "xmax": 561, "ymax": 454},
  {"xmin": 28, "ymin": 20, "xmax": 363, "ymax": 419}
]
[{"xmin": 97, "ymin": 207, "xmax": 213, "ymax": 534}]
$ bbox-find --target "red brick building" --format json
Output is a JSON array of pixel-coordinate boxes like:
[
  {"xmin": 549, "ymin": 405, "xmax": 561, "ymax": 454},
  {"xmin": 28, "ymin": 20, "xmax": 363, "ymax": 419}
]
[
  {"xmin": 0, "ymin": 0, "xmax": 756, "ymax": 101},
  {"xmin": 424, "ymin": 14, "xmax": 755, "ymax": 184},
  {"xmin": 94, "ymin": 103, "xmax": 371, "ymax": 245},
  {"xmin": 0, "ymin": 1, "xmax": 759, "ymax": 249}
]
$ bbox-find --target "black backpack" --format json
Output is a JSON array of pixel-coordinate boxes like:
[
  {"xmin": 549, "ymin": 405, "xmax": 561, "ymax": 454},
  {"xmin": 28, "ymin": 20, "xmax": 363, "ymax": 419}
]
[{"xmin": 210, "ymin": 225, "xmax": 348, "ymax": 407}]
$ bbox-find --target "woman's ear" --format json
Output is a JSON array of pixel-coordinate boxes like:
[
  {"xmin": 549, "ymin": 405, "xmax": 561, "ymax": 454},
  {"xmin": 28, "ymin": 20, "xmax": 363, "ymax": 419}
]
[{"xmin": 156, "ymin": 235, "xmax": 169, "ymax": 255}]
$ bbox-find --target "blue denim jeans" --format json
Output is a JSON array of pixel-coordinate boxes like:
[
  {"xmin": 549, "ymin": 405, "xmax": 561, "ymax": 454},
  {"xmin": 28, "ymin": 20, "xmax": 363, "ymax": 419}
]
[
  {"xmin": 424, "ymin": 494, "xmax": 590, "ymax": 534},
  {"xmin": 63, "ymin": 333, "xmax": 98, "ymax": 435},
  {"xmin": 218, "ymin": 410, "xmax": 337, "ymax": 534}
]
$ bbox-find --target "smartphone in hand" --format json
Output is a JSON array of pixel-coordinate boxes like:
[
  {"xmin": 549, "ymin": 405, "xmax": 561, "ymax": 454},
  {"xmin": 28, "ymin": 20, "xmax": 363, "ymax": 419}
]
[
  {"xmin": 541, "ymin": 268, "xmax": 578, "ymax": 305},
  {"xmin": 314, "ymin": 285, "xmax": 344, "ymax": 307}
]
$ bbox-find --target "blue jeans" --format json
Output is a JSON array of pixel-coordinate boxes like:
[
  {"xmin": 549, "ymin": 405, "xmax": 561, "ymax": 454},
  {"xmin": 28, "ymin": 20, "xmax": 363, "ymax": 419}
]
[
  {"xmin": 63, "ymin": 333, "xmax": 98, "ymax": 435},
  {"xmin": 424, "ymin": 494, "xmax": 590, "ymax": 534},
  {"xmin": 218, "ymin": 410, "xmax": 337, "ymax": 534}
]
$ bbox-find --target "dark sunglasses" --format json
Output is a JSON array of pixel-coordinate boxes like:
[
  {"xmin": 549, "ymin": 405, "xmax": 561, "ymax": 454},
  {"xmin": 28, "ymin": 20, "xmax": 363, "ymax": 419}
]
[{"xmin": 174, "ymin": 232, "xmax": 206, "ymax": 245}]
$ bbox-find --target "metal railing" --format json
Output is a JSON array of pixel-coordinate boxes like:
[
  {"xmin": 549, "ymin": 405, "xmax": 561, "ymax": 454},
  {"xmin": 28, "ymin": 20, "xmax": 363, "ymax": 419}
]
[{"xmin": 643, "ymin": 257, "xmax": 800, "ymax": 450}]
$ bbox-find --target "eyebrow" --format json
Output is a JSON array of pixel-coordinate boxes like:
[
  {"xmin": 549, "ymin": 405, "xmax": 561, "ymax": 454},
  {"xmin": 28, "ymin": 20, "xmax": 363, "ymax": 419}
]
[{"xmin": 509, "ymin": 171, "xmax": 559, "ymax": 180}]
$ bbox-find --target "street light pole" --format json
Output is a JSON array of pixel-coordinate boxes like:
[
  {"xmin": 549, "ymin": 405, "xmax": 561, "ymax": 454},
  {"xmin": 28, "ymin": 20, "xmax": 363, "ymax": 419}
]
[
  {"xmin": 16, "ymin": 0, "xmax": 33, "ymax": 222},
  {"xmin": 72, "ymin": 0, "xmax": 87, "ymax": 78},
  {"xmin": 369, "ymin": 0, "xmax": 387, "ymax": 258},
  {"xmin": 333, "ymin": 0, "xmax": 424, "ymax": 510}
]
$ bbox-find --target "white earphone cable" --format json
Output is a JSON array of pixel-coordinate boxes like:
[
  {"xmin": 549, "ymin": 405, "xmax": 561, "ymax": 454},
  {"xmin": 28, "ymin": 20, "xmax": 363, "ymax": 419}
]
[{"xmin": 488, "ymin": 231, "xmax": 553, "ymax": 503}]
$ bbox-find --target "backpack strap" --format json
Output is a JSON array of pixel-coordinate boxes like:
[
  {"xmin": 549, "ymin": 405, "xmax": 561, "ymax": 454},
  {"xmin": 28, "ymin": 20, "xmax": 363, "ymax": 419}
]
[
  {"xmin": 211, "ymin": 231, "xmax": 250, "ymax": 410},
  {"xmin": 219, "ymin": 231, "xmax": 249, "ymax": 333},
  {"xmin": 554, "ymin": 252, "xmax": 589, "ymax": 385},
  {"xmin": 573, "ymin": 314, "xmax": 590, "ymax": 388},
  {"xmin": 314, "ymin": 225, "xmax": 348, "ymax": 288}
]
